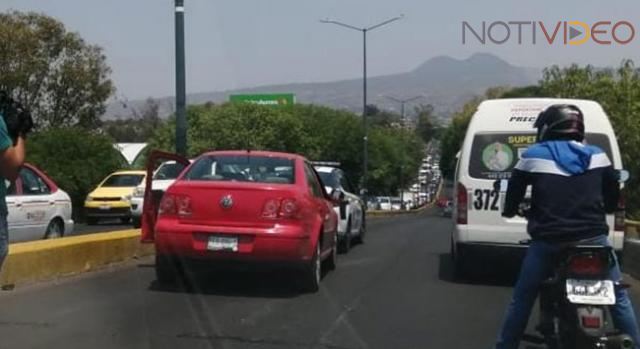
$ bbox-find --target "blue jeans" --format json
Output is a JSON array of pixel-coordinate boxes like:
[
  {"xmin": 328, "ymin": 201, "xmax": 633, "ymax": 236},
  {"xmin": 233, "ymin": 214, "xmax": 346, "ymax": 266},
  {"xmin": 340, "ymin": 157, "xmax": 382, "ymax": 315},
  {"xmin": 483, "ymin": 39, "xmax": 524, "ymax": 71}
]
[
  {"xmin": 0, "ymin": 214, "xmax": 7, "ymax": 269},
  {"xmin": 496, "ymin": 235, "xmax": 640, "ymax": 349}
]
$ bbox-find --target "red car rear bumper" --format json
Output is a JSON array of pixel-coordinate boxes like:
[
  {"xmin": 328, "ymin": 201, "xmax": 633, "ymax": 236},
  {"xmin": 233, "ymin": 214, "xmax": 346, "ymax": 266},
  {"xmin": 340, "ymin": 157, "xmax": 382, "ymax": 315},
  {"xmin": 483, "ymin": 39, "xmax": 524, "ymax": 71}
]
[{"xmin": 154, "ymin": 219, "xmax": 315, "ymax": 264}]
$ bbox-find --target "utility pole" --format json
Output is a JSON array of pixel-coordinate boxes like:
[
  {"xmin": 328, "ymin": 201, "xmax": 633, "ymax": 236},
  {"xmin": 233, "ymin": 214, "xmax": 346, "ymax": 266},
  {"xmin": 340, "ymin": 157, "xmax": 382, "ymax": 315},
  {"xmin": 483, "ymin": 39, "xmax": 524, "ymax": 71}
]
[
  {"xmin": 320, "ymin": 15, "xmax": 404, "ymax": 196},
  {"xmin": 175, "ymin": 0, "xmax": 187, "ymax": 156},
  {"xmin": 384, "ymin": 95, "xmax": 424, "ymax": 128}
]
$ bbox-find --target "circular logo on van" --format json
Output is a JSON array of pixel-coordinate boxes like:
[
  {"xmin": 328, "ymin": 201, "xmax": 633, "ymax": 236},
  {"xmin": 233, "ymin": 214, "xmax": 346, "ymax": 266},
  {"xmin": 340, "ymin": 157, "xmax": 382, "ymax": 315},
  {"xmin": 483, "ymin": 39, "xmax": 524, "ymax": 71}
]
[{"xmin": 482, "ymin": 142, "xmax": 514, "ymax": 172}]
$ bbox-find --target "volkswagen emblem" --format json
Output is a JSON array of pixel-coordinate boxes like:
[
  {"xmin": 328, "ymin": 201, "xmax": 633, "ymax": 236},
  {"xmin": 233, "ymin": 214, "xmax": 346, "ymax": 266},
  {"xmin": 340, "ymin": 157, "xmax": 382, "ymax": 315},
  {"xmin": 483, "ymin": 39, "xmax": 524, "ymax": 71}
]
[{"xmin": 220, "ymin": 195, "xmax": 234, "ymax": 209}]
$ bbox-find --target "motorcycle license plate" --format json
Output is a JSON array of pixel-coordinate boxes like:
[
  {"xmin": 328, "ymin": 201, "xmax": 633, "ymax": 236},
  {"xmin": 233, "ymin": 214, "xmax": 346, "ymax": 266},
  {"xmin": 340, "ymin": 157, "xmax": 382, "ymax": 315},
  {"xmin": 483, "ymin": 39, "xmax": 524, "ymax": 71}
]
[{"xmin": 566, "ymin": 279, "xmax": 616, "ymax": 305}]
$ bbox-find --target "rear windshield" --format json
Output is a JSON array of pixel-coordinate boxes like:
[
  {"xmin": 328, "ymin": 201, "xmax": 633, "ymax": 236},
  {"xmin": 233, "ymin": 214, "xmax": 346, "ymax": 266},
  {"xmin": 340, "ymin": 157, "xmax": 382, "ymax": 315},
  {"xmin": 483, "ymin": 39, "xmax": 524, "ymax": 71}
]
[
  {"xmin": 102, "ymin": 174, "xmax": 144, "ymax": 187},
  {"xmin": 183, "ymin": 155, "xmax": 295, "ymax": 184},
  {"xmin": 468, "ymin": 132, "xmax": 612, "ymax": 180},
  {"xmin": 153, "ymin": 162, "xmax": 187, "ymax": 180}
]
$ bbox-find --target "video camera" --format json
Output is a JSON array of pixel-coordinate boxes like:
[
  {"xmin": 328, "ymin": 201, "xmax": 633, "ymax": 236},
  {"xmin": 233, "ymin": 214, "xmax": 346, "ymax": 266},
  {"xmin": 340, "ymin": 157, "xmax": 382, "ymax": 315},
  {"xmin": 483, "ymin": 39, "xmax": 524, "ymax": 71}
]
[{"xmin": 0, "ymin": 91, "xmax": 34, "ymax": 144}]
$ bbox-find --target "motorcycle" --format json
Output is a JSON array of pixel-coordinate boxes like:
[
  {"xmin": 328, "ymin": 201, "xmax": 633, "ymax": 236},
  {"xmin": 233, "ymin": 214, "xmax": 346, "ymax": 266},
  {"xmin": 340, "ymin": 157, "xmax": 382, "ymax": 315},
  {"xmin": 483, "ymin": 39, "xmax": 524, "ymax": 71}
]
[{"xmin": 494, "ymin": 170, "xmax": 634, "ymax": 349}]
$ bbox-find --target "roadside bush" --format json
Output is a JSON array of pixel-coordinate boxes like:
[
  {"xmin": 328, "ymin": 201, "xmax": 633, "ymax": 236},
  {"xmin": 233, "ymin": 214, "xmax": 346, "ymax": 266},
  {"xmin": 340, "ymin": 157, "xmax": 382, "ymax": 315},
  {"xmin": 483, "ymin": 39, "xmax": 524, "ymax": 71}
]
[{"xmin": 26, "ymin": 127, "xmax": 126, "ymax": 220}]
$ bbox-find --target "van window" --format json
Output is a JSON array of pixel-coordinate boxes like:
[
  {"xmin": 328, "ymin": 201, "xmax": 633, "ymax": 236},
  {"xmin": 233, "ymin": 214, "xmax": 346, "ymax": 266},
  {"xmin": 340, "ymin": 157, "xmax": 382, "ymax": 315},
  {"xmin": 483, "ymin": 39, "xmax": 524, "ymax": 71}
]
[{"xmin": 468, "ymin": 132, "xmax": 612, "ymax": 180}]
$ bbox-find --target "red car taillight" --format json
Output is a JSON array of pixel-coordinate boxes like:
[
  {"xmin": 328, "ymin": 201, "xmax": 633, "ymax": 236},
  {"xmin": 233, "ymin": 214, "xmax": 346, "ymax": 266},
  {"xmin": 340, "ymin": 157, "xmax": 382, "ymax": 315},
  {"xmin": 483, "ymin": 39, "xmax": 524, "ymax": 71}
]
[
  {"xmin": 280, "ymin": 199, "xmax": 298, "ymax": 219},
  {"xmin": 457, "ymin": 182, "xmax": 468, "ymax": 225},
  {"xmin": 262, "ymin": 199, "xmax": 280, "ymax": 219},
  {"xmin": 568, "ymin": 254, "xmax": 606, "ymax": 276},
  {"xmin": 615, "ymin": 194, "xmax": 625, "ymax": 232},
  {"xmin": 159, "ymin": 194, "xmax": 192, "ymax": 217},
  {"xmin": 262, "ymin": 198, "xmax": 299, "ymax": 219}
]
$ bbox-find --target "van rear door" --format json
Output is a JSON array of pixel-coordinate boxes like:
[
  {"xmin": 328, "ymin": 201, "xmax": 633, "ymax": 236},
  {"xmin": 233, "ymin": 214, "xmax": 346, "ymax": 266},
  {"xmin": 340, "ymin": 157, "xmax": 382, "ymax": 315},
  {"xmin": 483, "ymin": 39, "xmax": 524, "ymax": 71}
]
[{"xmin": 463, "ymin": 131, "xmax": 619, "ymax": 246}]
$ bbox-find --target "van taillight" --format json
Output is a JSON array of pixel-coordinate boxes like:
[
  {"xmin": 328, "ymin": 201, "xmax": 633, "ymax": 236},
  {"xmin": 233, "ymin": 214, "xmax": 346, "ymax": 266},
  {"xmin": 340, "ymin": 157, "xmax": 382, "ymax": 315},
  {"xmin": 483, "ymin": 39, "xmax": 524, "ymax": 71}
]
[
  {"xmin": 615, "ymin": 194, "xmax": 625, "ymax": 231},
  {"xmin": 159, "ymin": 194, "xmax": 191, "ymax": 217},
  {"xmin": 457, "ymin": 182, "xmax": 468, "ymax": 225},
  {"xmin": 262, "ymin": 198, "xmax": 299, "ymax": 219}
]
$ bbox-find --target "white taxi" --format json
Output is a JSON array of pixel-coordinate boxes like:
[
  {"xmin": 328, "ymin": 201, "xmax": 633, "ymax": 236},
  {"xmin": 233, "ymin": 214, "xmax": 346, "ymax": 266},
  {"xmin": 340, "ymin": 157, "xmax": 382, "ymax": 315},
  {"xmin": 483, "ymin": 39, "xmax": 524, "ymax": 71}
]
[{"xmin": 5, "ymin": 164, "xmax": 74, "ymax": 242}]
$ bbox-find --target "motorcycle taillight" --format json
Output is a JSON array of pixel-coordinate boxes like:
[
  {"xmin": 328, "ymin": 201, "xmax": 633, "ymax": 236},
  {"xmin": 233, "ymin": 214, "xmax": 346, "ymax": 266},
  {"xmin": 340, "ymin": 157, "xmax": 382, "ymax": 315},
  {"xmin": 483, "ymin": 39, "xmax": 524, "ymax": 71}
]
[{"xmin": 568, "ymin": 254, "xmax": 606, "ymax": 276}]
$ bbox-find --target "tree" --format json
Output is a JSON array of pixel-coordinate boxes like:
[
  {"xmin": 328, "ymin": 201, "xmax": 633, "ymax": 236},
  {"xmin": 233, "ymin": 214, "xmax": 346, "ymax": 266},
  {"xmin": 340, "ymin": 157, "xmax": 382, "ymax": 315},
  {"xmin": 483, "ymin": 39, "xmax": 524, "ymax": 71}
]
[
  {"xmin": 414, "ymin": 104, "xmax": 437, "ymax": 143},
  {"xmin": 366, "ymin": 104, "xmax": 402, "ymax": 128},
  {"xmin": 27, "ymin": 128, "xmax": 126, "ymax": 219},
  {"xmin": 103, "ymin": 98, "xmax": 163, "ymax": 142},
  {"xmin": 439, "ymin": 97, "xmax": 481, "ymax": 179},
  {"xmin": 0, "ymin": 11, "xmax": 114, "ymax": 129}
]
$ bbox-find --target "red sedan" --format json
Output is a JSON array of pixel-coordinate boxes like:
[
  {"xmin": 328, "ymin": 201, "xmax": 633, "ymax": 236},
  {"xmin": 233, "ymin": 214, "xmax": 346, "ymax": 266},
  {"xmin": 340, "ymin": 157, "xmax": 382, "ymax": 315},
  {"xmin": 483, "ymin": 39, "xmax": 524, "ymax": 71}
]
[{"xmin": 141, "ymin": 150, "xmax": 340, "ymax": 292}]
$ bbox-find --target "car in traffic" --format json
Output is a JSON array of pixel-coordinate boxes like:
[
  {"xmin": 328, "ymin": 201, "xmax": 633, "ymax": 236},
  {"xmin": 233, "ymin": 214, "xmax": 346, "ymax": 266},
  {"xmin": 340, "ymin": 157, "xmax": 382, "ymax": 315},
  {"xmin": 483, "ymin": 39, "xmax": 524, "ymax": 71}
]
[
  {"xmin": 130, "ymin": 160, "xmax": 191, "ymax": 228},
  {"xmin": 140, "ymin": 150, "xmax": 340, "ymax": 292},
  {"xmin": 84, "ymin": 170, "xmax": 145, "ymax": 225},
  {"xmin": 5, "ymin": 164, "xmax": 74, "ymax": 242},
  {"xmin": 377, "ymin": 196, "xmax": 392, "ymax": 211},
  {"xmin": 313, "ymin": 163, "xmax": 366, "ymax": 253},
  {"xmin": 391, "ymin": 197, "xmax": 403, "ymax": 211}
]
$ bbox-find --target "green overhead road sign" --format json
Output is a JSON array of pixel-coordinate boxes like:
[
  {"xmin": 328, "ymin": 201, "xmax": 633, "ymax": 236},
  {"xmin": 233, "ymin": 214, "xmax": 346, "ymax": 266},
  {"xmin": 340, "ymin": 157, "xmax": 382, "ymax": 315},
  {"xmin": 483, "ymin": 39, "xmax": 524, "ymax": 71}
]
[{"xmin": 229, "ymin": 93, "xmax": 296, "ymax": 106}]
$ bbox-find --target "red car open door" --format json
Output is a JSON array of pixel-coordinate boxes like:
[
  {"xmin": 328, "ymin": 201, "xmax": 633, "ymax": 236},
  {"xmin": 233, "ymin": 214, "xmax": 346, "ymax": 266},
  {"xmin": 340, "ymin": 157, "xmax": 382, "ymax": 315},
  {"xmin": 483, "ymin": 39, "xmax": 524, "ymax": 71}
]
[{"xmin": 140, "ymin": 150, "xmax": 190, "ymax": 243}]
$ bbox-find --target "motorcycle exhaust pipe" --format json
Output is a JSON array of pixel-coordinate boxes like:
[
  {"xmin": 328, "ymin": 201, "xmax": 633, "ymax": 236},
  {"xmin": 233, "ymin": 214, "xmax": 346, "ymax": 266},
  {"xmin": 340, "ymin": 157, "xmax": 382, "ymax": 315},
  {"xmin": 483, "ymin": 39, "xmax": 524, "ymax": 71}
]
[{"xmin": 606, "ymin": 334, "xmax": 634, "ymax": 349}]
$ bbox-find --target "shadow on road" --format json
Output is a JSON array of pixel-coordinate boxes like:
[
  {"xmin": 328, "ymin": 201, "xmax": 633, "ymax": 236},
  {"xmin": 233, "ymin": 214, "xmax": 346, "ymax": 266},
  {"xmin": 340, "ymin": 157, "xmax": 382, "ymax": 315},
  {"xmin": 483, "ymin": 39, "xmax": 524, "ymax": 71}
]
[
  {"xmin": 437, "ymin": 253, "xmax": 519, "ymax": 287},
  {"xmin": 148, "ymin": 267, "xmax": 313, "ymax": 299}
]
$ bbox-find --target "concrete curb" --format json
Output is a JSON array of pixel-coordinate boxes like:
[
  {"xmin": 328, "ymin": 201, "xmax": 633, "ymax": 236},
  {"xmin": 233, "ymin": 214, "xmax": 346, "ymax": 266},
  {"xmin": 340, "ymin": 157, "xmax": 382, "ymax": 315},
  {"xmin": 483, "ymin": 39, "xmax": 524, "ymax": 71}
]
[{"xmin": 0, "ymin": 230, "xmax": 152, "ymax": 287}]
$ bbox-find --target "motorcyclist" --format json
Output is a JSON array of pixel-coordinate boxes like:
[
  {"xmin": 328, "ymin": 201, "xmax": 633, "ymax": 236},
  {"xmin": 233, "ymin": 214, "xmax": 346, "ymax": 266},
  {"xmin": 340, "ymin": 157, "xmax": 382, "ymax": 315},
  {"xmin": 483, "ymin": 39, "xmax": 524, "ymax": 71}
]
[{"xmin": 495, "ymin": 104, "xmax": 640, "ymax": 349}]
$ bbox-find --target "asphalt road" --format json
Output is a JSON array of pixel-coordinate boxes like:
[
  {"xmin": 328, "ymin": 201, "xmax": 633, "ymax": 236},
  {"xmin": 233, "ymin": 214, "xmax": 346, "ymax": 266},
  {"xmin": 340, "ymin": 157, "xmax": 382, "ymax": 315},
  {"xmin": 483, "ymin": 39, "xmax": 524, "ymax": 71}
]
[{"xmin": 1, "ymin": 210, "xmax": 639, "ymax": 349}]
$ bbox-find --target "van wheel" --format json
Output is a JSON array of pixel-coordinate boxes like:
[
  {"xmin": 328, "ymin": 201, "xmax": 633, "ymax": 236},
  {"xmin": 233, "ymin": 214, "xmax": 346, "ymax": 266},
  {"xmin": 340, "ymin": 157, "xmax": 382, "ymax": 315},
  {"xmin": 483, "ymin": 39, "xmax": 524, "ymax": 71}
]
[
  {"xmin": 300, "ymin": 242, "xmax": 321, "ymax": 293},
  {"xmin": 338, "ymin": 219, "xmax": 352, "ymax": 254},
  {"xmin": 155, "ymin": 255, "xmax": 181, "ymax": 285},
  {"xmin": 44, "ymin": 219, "xmax": 64, "ymax": 239}
]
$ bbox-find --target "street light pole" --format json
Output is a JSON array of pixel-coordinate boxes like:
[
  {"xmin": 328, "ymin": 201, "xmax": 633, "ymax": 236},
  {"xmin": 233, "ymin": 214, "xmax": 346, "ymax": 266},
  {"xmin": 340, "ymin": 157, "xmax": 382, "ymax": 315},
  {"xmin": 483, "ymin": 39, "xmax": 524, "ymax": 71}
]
[
  {"xmin": 384, "ymin": 95, "xmax": 424, "ymax": 128},
  {"xmin": 175, "ymin": 0, "xmax": 187, "ymax": 156},
  {"xmin": 362, "ymin": 29, "xmax": 368, "ymax": 193},
  {"xmin": 320, "ymin": 15, "xmax": 404, "ymax": 195}
]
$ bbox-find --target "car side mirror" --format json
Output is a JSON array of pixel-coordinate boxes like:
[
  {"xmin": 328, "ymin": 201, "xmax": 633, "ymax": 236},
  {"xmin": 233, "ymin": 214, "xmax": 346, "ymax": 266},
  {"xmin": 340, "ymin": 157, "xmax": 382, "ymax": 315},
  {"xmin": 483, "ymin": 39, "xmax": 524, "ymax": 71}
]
[
  {"xmin": 330, "ymin": 188, "xmax": 345, "ymax": 203},
  {"xmin": 618, "ymin": 170, "xmax": 630, "ymax": 183}
]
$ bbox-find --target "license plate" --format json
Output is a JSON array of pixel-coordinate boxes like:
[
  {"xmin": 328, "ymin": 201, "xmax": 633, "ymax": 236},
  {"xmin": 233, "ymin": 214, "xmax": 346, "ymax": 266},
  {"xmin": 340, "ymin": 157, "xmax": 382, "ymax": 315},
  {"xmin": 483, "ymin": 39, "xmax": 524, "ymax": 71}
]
[
  {"xmin": 207, "ymin": 236, "xmax": 238, "ymax": 252},
  {"xmin": 566, "ymin": 279, "xmax": 616, "ymax": 305},
  {"xmin": 99, "ymin": 205, "xmax": 110, "ymax": 210}
]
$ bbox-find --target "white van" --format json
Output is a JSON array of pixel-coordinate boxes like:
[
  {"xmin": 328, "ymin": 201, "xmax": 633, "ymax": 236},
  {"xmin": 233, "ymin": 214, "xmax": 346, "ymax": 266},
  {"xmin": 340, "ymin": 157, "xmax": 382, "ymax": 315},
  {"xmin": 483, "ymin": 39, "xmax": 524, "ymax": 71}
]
[{"xmin": 451, "ymin": 98, "xmax": 625, "ymax": 276}]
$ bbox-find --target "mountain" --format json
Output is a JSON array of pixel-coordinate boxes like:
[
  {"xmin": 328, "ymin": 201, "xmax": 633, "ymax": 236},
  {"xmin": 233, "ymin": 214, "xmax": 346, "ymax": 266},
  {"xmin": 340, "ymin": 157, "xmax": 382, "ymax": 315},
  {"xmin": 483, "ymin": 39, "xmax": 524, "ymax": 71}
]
[{"xmin": 104, "ymin": 53, "xmax": 540, "ymax": 121}]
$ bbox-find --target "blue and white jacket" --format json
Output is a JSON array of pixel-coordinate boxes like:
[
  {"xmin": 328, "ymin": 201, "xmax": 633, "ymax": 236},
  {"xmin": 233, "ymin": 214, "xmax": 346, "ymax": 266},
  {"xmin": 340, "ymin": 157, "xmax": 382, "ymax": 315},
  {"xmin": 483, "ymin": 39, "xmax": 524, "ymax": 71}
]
[{"xmin": 503, "ymin": 140, "xmax": 620, "ymax": 242}]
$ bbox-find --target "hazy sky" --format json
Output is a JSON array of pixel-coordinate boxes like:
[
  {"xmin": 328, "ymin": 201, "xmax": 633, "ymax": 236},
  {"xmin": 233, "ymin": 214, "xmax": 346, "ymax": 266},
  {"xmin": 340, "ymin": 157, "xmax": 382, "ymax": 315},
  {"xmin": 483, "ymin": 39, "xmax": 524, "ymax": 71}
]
[{"xmin": 2, "ymin": 1, "xmax": 639, "ymax": 100}]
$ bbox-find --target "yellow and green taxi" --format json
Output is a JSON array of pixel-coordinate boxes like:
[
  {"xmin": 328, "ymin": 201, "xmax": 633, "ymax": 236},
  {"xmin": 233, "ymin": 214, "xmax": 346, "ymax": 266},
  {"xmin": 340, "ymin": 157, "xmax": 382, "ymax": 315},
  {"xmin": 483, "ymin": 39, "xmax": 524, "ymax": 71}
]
[{"xmin": 84, "ymin": 170, "xmax": 146, "ymax": 225}]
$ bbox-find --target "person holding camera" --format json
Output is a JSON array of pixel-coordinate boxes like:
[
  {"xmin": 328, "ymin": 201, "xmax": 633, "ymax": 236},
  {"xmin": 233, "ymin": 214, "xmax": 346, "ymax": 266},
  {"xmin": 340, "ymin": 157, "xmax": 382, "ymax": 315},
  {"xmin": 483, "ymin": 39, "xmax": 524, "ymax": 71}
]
[{"xmin": 0, "ymin": 91, "xmax": 33, "ymax": 269}]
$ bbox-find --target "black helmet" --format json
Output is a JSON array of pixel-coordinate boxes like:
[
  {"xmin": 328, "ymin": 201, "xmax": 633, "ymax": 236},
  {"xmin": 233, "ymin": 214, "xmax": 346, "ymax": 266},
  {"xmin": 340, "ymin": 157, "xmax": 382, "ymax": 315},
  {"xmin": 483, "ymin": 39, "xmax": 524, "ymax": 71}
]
[{"xmin": 534, "ymin": 104, "xmax": 585, "ymax": 142}]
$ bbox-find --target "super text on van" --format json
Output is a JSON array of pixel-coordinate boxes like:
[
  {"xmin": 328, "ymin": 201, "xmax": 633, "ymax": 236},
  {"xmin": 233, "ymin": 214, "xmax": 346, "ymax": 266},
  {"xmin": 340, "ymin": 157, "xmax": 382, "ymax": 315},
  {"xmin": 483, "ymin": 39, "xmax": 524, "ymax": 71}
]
[{"xmin": 451, "ymin": 98, "xmax": 625, "ymax": 277}]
